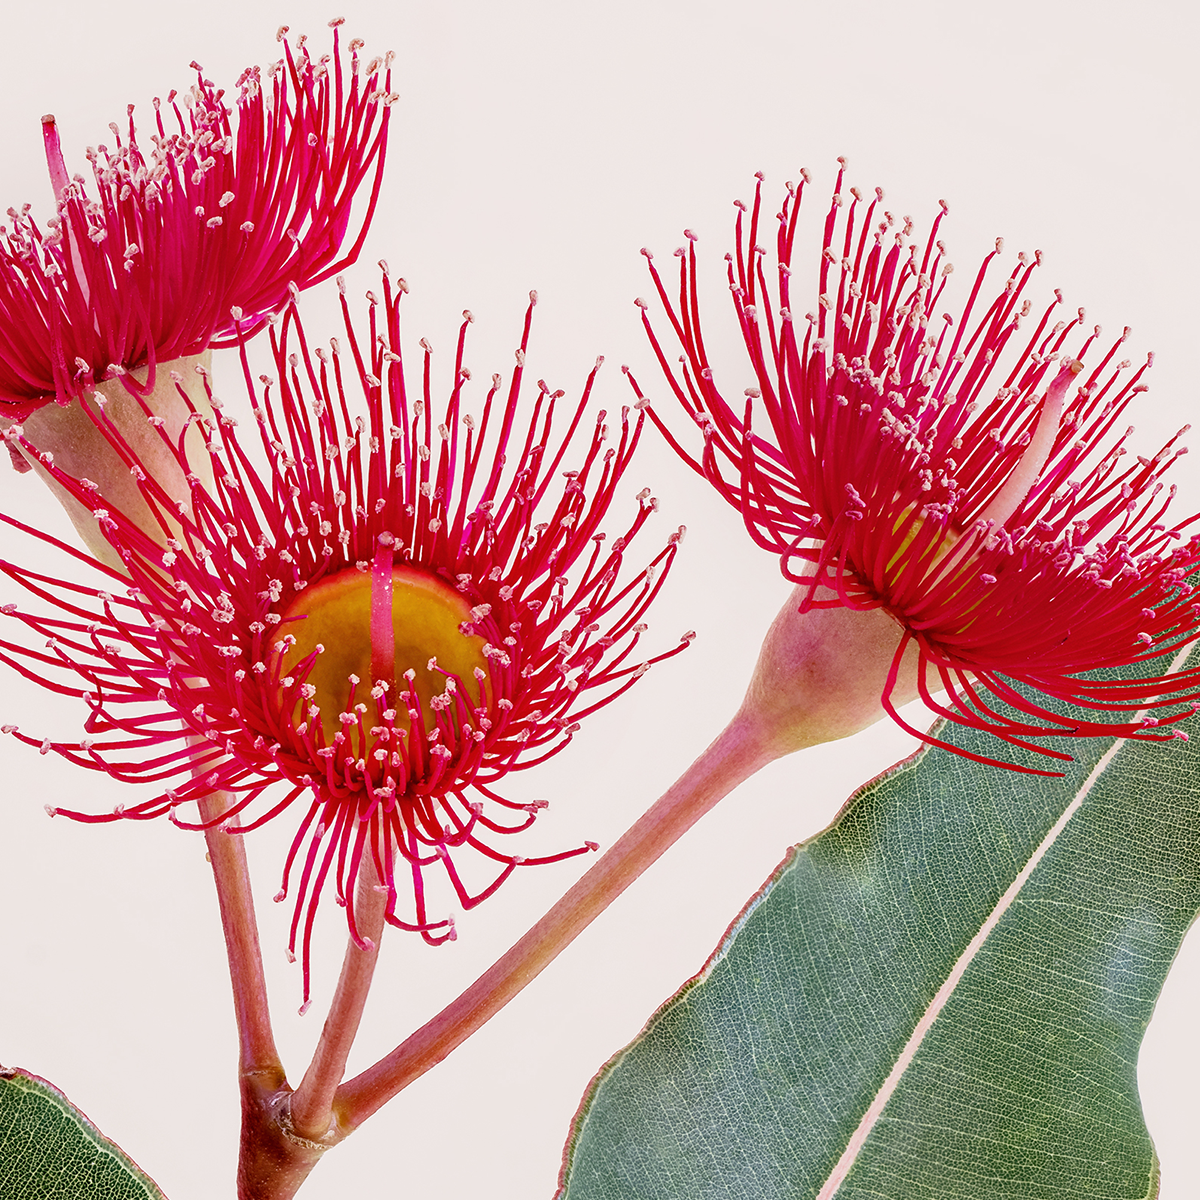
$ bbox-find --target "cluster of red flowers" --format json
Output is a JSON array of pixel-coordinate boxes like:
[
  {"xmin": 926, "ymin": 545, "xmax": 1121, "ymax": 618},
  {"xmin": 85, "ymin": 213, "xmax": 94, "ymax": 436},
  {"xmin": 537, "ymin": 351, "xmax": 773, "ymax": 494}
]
[
  {"xmin": 632, "ymin": 166, "xmax": 1200, "ymax": 769},
  {"xmin": 2, "ymin": 17, "xmax": 1198, "ymax": 1012},
  {"xmin": 0, "ymin": 275, "xmax": 687, "ymax": 996},
  {"xmin": 0, "ymin": 20, "xmax": 393, "ymax": 417}
]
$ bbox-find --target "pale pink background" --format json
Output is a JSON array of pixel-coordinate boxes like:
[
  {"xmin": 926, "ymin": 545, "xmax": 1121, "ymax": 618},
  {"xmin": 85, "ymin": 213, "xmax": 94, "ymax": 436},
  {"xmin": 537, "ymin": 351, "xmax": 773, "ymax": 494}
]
[{"xmin": 0, "ymin": 2, "xmax": 1196, "ymax": 1197}]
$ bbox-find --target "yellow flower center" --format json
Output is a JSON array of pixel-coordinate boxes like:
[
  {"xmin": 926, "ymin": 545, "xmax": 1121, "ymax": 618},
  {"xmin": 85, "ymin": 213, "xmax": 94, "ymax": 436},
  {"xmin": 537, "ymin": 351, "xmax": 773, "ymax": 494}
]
[{"xmin": 278, "ymin": 565, "xmax": 488, "ymax": 746}]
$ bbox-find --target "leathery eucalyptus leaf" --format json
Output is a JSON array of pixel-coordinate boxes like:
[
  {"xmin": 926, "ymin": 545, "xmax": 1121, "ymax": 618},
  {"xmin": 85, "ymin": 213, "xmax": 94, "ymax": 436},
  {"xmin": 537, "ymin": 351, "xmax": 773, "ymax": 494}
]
[
  {"xmin": 558, "ymin": 648, "xmax": 1200, "ymax": 1199},
  {"xmin": 0, "ymin": 1066, "xmax": 167, "ymax": 1200}
]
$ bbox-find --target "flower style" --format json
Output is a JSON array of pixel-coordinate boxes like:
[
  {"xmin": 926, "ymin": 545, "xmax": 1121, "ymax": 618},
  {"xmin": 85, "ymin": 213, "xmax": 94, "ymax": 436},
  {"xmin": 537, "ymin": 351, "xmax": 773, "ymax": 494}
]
[
  {"xmin": 0, "ymin": 20, "xmax": 394, "ymax": 418},
  {"xmin": 0, "ymin": 273, "xmax": 687, "ymax": 998},
  {"xmin": 631, "ymin": 165, "xmax": 1200, "ymax": 770}
]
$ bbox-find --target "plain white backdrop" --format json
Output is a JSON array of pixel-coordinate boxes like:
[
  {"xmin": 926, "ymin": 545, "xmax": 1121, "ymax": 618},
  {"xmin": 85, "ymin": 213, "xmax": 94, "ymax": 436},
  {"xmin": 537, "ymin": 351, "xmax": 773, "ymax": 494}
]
[{"xmin": 0, "ymin": 2, "xmax": 1197, "ymax": 1197}]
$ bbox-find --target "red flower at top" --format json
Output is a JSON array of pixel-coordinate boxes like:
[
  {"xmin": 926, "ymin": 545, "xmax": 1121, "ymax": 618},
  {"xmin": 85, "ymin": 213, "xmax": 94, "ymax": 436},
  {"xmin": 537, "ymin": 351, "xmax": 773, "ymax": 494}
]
[
  {"xmin": 0, "ymin": 20, "xmax": 393, "ymax": 418},
  {"xmin": 632, "ymin": 165, "xmax": 1200, "ymax": 771}
]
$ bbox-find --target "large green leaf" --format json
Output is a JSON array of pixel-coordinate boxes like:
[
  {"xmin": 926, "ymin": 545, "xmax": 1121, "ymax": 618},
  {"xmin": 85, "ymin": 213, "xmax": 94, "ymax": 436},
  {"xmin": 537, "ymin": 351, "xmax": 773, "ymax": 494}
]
[
  {"xmin": 0, "ymin": 1067, "xmax": 166, "ymax": 1200},
  {"xmin": 557, "ymin": 652, "xmax": 1200, "ymax": 1199}
]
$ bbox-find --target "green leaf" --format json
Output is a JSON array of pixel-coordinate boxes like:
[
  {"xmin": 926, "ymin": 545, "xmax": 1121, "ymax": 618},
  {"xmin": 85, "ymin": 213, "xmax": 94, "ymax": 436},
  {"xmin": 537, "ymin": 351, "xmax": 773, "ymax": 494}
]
[
  {"xmin": 0, "ymin": 1067, "xmax": 167, "ymax": 1200},
  {"xmin": 558, "ymin": 652, "xmax": 1200, "ymax": 1199}
]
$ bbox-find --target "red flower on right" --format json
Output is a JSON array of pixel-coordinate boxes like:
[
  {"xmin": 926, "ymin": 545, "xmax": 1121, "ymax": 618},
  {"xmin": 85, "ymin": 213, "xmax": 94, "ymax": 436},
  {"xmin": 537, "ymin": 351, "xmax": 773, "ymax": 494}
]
[{"xmin": 633, "ymin": 165, "xmax": 1200, "ymax": 770}]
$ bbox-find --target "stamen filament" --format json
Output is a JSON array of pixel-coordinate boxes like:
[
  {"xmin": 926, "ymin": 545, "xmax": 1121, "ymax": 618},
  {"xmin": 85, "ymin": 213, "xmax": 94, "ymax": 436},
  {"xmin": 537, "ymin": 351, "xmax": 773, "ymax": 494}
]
[{"xmin": 39, "ymin": 115, "xmax": 70, "ymax": 201}]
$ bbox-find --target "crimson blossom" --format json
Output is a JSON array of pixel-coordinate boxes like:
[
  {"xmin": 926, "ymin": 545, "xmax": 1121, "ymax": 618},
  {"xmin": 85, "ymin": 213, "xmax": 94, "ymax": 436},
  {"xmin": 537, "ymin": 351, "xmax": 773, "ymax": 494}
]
[
  {"xmin": 0, "ymin": 273, "xmax": 687, "ymax": 998},
  {"xmin": 631, "ymin": 166, "xmax": 1200, "ymax": 771},
  {"xmin": 0, "ymin": 20, "xmax": 393, "ymax": 419}
]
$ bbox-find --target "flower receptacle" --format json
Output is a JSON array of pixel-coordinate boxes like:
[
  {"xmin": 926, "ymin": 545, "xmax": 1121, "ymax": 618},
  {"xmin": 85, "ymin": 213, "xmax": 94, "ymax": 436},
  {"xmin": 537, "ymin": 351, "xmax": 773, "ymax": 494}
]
[
  {"xmin": 6, "ymin": 353, "xmax": 213, "ymax": 568},
  {"xmin": 739, "ymin": 584, "xmax": 921, "ymax": 757}
]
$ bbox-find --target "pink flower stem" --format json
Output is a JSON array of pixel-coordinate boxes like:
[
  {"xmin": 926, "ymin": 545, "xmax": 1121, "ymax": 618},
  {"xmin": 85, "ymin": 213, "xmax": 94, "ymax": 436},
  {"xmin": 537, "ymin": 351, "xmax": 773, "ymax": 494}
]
[
  {"xmin": 289, "ymin": 860, "xmax": 389, "ymax": 1140},
  {"xmin": 196, "ymin": 791, "xmax": 312, "ymax": 1200},
  {"xmin": 333, "ymin": 710, "xmax": 777, "ymax": 1130},
  {"xmin": 197, "ymin": 791, "xmax": 280, "ymax": 1077}
]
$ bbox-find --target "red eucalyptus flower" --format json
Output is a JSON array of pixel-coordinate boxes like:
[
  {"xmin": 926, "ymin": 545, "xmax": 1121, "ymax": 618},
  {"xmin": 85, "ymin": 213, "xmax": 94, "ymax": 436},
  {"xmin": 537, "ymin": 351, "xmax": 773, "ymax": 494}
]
[
  {"xmin": 0, "ymin": 273, "xmax": 688, "ymax": 998},
  {"xmin": 0, "ymin": 20, "xmax": 393, "ymax": 418},
  {"xmin": 632, "ymin": 166, "xmax": 1200, "ymax": 771}
]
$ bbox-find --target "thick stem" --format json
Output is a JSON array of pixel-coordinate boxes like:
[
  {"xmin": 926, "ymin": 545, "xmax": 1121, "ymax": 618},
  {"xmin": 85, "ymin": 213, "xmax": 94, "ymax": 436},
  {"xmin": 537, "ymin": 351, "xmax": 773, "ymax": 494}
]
[
  {"xmin": 198, "ymin": 792, "xmax": 280, "ymax": 1078},
  {"xmin": 289, "ymin": 861, "xmax": 388, "ymax": 1140},
  {"xmin": 197, "ymin": 792, "xmax": 327, "ymax": 1200},
  {"xmin": 236, "ymin": 1071, "xmax": 333, "ymax": 1200},
  {"xmin": 334, "ymin": 711, "xmax": 777, "ymax": 1128}
]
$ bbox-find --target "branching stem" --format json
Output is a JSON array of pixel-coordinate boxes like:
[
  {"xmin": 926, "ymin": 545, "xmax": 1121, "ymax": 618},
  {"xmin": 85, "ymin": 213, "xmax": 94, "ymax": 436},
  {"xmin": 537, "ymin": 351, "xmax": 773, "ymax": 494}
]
[
  {"xmin": 334, "ymin": 711, "xmax": 775, "ymax": 1128},
  {"xmin": 199, "ymin": 793, "xmax": 326, "ymax": 1199}
]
